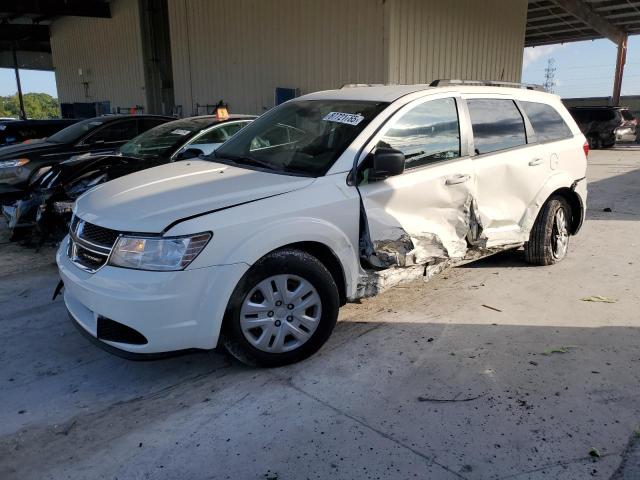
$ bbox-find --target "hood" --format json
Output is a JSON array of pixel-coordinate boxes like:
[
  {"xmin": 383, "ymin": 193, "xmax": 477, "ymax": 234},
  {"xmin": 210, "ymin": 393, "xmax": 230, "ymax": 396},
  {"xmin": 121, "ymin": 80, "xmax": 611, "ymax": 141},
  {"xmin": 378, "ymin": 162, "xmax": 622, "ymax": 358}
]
[
  {"xmin": 0, "ymin": 140, "xmax": 59, "ymax": 159},
  {"xmin": 75, "ymin": 159, "xmax": 315, "ymax": 232}
]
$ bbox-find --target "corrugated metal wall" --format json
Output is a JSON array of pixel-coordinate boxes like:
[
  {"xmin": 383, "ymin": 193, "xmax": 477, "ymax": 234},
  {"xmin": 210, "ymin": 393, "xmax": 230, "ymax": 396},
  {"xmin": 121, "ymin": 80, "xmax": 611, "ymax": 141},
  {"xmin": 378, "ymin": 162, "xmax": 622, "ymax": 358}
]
[
  {"xmin": 50, "ymin": 0, "xmax": 147, "ymax": 110},
  {"xmin": 387, "ymin": 0, "xmax": 527, "ymax": 84},
  {"xmin": 168, "ymin": 0, "xmax": 387, "ymax": 115}
]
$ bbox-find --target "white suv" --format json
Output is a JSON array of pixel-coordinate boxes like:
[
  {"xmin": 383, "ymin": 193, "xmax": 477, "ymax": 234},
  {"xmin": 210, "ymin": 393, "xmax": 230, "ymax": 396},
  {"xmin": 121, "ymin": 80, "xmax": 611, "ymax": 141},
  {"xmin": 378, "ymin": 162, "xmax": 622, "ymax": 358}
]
[{"xmin": 57, "ymin": 82, "xmax": 588, "ymax": 366}]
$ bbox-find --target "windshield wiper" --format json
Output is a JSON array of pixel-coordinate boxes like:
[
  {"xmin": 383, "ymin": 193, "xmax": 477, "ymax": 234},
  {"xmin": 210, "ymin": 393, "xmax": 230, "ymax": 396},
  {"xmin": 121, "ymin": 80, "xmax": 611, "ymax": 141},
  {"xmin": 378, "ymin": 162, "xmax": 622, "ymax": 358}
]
[{"xmin": 213, "ymin": 153, "xmax": 283, "ymax": 172}]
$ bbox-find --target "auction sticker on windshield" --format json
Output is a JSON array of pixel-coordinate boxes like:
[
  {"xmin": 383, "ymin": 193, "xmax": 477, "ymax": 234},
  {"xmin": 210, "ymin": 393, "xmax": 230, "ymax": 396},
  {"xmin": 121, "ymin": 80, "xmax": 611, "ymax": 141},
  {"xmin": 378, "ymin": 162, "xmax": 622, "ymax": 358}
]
[
  {"xmin": 323, "ymin": 112, "xmax": 364, "ymax": 126},
  {"xmin": 171, "ymin": 129, "xmax": 191, "ymax": 136}
]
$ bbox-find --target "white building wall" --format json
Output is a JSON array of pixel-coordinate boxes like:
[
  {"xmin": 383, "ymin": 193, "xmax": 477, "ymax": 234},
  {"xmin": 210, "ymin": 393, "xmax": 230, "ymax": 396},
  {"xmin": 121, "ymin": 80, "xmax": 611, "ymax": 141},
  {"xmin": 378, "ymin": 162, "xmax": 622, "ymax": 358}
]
[
  {"xmin": 386, "ymin": 0, "xmax": 528, "ymax": 84},
  {"xmin": 168, "ymin": 0, "xmax": 387, "ymax": 115},
  {"xmin": 49, "ymin": 0, "xmax": 147, "ymax": 110}
]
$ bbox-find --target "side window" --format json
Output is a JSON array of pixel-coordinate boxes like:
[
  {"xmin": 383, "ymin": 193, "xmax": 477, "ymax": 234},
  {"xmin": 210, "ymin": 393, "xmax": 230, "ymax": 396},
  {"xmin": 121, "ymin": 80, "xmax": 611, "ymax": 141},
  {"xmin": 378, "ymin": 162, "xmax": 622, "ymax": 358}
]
[
  {"xmin": 377, "ymin": 97, "xmax": 461, "ymax": 169},
  {"xmin": 467, "ymin": 99, "xmax": 526, "ymax": 155},
  {"xmin": 86, "ymin": 120, "xmax": 138, "ymax": 144},
  {"xmin": 521, "ymin": 101, "xmax": 572, "ymax": 143}
]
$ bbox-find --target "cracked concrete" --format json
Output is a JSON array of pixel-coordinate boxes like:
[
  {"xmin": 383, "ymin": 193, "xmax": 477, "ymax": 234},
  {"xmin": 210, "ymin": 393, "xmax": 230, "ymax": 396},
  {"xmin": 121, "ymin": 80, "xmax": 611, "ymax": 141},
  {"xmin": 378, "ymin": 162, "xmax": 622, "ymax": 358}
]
[{"xmin": 1, "ymin": 148, "xmax": 640, "ymax": 479}]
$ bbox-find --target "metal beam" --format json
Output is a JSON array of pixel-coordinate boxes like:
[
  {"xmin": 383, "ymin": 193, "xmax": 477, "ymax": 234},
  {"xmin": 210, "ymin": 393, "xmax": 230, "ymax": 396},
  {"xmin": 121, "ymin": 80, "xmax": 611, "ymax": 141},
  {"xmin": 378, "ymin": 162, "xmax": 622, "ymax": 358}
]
[
  {"xmin": 553, "ymin": 0, "xmax": 627, "ymax": 43},
  {"xmin": 612, "ymin": 33, "xmax": 628, "ymax": 105},
  {"xmin": 0, "ymin": 0, "xmax": 111, "ymax": 19}
]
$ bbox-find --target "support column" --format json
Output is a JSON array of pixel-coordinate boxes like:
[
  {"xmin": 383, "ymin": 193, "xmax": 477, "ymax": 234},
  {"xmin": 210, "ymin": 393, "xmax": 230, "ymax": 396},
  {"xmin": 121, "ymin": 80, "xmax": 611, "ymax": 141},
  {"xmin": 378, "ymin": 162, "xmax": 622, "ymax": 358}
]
[
  {"xmin": 612, "ymin": 33, "xmax": 628, "ymax": 106},
  {"xmin": 12, "ymin": 43, "xmax": 27, "ymax": 120}
]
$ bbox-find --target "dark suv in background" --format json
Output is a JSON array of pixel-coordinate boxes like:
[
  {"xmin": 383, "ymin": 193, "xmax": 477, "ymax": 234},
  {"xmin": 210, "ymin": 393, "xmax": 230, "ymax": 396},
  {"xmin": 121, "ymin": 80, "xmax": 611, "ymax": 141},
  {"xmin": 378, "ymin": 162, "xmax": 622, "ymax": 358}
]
[
  {"xmin": 0, "ymin": 119, "xmax": 79, "ymax": 146},
  {"xmin": 568, "ymin": 106, "xmax": 637, "ymax": 149}
]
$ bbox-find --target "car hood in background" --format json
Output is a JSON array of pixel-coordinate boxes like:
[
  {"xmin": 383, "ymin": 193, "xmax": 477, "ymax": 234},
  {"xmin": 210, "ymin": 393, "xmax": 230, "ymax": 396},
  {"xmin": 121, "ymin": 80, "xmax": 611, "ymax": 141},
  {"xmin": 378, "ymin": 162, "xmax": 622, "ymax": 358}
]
[
  {"xmin": 75, "ymin": 160, "xmax": 315, "ymax": 232},
  {"xmin": 0, "ymin": 140, "xmax": 61, "ymax": 159},
  {"xmin": 40, "ymin": 154, "xmax": 163, "ymax": 191}
]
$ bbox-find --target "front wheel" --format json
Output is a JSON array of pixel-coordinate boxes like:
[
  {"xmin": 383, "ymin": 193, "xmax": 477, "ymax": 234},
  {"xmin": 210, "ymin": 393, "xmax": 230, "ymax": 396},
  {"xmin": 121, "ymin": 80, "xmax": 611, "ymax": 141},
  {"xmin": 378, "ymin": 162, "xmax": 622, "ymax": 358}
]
[
  {"xmin": 524, "ymin": 196, "xmax": 571, "ymax": 266},
  {"xmin": 221, "ymin": 248, "xmax": 339, "ymax": 367}
]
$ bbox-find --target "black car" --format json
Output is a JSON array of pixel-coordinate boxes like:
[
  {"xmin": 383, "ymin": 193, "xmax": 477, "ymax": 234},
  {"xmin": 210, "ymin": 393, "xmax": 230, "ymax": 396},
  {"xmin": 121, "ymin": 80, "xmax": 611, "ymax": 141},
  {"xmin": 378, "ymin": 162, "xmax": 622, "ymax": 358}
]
[
  {"xmin": 0, "ymin": 119, "xmax": 80, "ymax": 146},
  {"xmin": 0, "ymin": 114, "xmax": 174, "ymax": 200},
  {"xmin": 2, "ymin": 115, "xmax": 255, "ymax": 240},
  {"xmin": 567, "ymin": 106, "xmax": 637, "ymax": 149}
]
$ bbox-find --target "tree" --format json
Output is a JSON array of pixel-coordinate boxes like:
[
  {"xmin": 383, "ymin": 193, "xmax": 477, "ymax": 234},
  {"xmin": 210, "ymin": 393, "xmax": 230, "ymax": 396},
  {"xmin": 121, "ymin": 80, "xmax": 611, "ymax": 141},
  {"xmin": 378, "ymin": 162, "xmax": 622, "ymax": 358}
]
[{"xmin": 0, "ymin": 93, "xmax": 60, "ymax": 119}]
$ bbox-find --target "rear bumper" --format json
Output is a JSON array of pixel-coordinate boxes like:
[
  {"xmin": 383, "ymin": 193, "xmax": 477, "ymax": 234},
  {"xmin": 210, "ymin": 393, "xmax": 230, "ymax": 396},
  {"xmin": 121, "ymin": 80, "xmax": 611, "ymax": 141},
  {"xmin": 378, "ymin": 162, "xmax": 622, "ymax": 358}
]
[{"xmin": 572, "ymin": 176, "xmax": 588, "ymax": 234}]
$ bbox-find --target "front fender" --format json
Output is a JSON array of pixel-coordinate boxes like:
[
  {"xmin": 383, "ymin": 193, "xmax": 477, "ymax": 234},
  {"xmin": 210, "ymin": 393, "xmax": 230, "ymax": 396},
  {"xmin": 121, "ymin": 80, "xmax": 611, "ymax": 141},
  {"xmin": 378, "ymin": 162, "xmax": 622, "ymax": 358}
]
[{"xmin": 221, "ymin": 216, "xmax": 360, "ymax": 298}]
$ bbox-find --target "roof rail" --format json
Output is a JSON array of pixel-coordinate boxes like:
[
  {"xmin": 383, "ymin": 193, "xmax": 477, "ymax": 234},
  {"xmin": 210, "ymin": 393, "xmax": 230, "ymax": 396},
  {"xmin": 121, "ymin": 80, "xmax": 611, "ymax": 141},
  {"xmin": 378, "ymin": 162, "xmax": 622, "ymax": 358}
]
[
  {"xmin": 340, "ymin": 83, "xmax": 386, "ymax": 89},
  {"xmin": 429, "ymin": 79, "xmax": 545, "ymax": 91}
]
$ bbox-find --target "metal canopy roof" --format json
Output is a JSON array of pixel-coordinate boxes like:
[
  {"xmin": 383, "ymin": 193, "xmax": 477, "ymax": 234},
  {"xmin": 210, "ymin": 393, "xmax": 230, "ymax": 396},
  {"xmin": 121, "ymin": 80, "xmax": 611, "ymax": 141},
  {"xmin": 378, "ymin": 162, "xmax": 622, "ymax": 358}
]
[
  {"xmin": 0, "ymin": 0, "xmax": 110, "ymax": 69},
  {"xmin": 527, "ymin": 0, "xmax": 640, "ymax": 46}
]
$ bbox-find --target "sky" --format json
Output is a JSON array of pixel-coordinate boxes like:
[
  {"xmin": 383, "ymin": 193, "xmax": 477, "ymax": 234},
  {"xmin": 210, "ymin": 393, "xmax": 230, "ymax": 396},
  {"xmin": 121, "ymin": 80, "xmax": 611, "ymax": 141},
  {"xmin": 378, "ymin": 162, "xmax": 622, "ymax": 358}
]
[
  {"xmin": 522, "ymin": 36, "xmax": 640, "ymax": 98},
  {"xmin": 1, "ymin": 36, "xmax": 639, "ymax": 100}
]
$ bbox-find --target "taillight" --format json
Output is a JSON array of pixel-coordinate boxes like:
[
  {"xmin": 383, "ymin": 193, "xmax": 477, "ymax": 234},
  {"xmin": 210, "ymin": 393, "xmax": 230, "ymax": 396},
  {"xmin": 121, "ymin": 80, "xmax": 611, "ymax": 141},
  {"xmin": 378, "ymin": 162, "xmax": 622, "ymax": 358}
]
[{"xmin": 583, "ymin": 141, "xmax": 589, "ymax": 158}]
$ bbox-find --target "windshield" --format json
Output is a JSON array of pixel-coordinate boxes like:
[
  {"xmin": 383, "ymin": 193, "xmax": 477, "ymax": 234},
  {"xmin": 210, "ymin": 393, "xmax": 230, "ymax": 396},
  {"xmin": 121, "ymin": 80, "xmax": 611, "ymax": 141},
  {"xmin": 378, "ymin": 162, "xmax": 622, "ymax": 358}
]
[
  {"xmin": 48, "ymin": 117, "xmax": 109, "ymax": 144},
  {"xmin": 212, "ymin": 100, "xmax": 388, "ymax": 176},
  {"xmin": 120, "ymin": 118, "xmax": 214, "ymax": 158}
]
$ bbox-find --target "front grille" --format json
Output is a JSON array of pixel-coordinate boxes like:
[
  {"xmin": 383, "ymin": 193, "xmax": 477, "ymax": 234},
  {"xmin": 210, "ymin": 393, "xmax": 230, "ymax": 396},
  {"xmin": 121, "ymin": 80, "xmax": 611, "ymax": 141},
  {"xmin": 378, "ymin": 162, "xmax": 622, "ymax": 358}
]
[
  {"xmin": 78, "ymin": 221, "xmax": 120, "ymax": 249},
  {"xmin": 68, "ymin": 215, "xmax": 121, "ymax": 272},
  {"xmin": 97, "ymin": 316, "xmax": 148, "ymax": 345}
]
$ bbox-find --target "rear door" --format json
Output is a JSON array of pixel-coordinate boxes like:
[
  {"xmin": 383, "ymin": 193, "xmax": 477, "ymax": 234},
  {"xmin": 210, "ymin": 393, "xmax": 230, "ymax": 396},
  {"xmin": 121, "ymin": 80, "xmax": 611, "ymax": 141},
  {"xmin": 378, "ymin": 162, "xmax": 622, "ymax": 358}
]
[
  {"xmin": 464, "ymin": 96, "xmax": 547, "ymax": 247},
  {"xmin": 357, "ymin": 95, "xmax": 475, "ymax": 268}
]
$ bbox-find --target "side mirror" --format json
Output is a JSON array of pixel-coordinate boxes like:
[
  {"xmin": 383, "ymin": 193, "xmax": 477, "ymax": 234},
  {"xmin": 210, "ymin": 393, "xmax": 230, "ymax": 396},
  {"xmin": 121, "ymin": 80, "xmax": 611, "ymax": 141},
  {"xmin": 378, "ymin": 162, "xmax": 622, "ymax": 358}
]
[
  {"xmin": 175, "ymin": 147, "xmax": 204, "ymax": 160},
  {"xmin": 371, "ymin": 148, "xmax": 405, "ymax": 180}
]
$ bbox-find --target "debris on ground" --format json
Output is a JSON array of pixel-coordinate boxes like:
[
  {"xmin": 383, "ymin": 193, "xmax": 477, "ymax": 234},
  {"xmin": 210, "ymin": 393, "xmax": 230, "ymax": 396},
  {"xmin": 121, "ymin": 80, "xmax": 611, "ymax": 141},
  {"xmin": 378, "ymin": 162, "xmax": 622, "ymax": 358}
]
[
  {"xmin": 603, "ymin": 207, "xmax": 612, "ymax": 212},
  {"xmin": 417, "ymin": 393, "xmax": 486, "ymax": 403},
  {"xmin": 581, "ymin": 295, "xmax": 617, "ymax": 303},
  {"xmin": 482, "ymin": 304, "xmax": 503, "ymax": 312},
  {"xmin": 589, "ymin": 447, "xmax": 601, "ymax": 458},
  {"xmin": 541, "ymin": 346, "xmax": 572, "ymax": 356}
]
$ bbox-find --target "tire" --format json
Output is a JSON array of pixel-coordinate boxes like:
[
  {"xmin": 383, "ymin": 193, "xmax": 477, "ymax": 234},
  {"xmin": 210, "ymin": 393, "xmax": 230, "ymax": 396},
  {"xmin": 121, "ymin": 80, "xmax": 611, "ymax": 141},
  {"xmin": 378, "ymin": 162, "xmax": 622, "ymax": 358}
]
[
  {"xmin": 587, "ymin": 135, "xmax": 600, "ymax": 150},
  {"xmin": 524, "ymin": 195, "xmax": 572, "ymax": 266},
  {"xmin": 221, "ymin": 248, "xmax": 339, "ymax": 367}
]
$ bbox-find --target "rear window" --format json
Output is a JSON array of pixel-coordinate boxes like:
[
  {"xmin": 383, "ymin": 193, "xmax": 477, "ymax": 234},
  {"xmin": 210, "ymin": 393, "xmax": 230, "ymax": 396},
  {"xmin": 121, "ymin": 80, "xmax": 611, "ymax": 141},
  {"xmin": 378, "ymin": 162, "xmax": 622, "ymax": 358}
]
[
  {"xmin": 467, "ymin": 99, "xmax": 526, "ymax": 155},
  {"xmin": 521, "ymin": 101, "xmax": 573, "ymax": 143}
]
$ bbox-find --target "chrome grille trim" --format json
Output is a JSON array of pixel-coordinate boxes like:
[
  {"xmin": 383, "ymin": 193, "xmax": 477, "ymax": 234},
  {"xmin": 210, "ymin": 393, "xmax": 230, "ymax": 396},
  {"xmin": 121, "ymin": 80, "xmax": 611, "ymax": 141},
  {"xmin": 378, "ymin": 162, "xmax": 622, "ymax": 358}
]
[{"xmin": 67, "ymin": 216, "xmax": 120, "ymax": 273}]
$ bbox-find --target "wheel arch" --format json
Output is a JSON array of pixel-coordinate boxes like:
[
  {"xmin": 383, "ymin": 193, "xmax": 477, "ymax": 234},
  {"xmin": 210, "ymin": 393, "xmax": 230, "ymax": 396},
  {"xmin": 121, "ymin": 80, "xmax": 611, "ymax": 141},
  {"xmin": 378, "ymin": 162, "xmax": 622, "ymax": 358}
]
[{"xmin": 549, "ymin": 187, "xmax": 584, "ymax": 234}]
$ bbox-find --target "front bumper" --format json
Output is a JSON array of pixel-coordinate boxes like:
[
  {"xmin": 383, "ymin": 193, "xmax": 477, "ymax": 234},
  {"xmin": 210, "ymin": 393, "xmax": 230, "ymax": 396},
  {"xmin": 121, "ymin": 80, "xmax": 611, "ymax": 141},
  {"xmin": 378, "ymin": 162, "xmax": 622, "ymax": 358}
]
[
  {"xmin": 57, "ymin": 237, "xmax": 249, "ymax": 354},
  {"xmin": 615, "ymin": 127, "xmax": 637, "ymax": 143}
]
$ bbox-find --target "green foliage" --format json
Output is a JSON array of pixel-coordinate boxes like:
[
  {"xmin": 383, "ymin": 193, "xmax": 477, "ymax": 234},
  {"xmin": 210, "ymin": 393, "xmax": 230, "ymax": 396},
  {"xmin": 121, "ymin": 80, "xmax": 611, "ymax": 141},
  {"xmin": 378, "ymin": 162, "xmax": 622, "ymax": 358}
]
[{"xmin": 0, "ymin": 93, "xmax": 60, "ymax": 119}]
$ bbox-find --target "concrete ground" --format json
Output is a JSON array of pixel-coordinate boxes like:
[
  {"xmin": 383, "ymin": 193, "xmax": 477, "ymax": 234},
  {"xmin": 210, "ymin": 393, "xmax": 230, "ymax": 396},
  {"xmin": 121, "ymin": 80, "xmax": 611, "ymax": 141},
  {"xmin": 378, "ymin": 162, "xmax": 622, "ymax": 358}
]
[{"xmin": 1, "ymin": 148, "xmax": 639, "ymax": 480}]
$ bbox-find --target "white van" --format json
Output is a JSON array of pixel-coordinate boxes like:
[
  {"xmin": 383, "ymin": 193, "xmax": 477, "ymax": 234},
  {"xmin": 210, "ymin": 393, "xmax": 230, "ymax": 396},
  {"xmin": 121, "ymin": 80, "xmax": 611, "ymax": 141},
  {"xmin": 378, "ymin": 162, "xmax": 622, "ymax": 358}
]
[{"xmin": 57, "ymin": 82, "xmax": 588, "ymax": 366}]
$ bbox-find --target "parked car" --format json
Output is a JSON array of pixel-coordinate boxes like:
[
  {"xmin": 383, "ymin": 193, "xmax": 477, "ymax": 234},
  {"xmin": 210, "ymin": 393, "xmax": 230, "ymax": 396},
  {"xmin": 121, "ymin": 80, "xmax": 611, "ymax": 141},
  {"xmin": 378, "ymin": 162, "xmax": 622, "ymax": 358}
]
[
  {"xmin": 57, "ymin": 82, "xmax": 588, "ymax": 367},
  {"xmin": 0, "ymin": 114, "xmax": 174, "ymax": 202},
  {"xmin": 567, "ymin": 106, "xmax": 636, "ymax": 149},
  {"xmin": 0, "ymin": 119, "xmax": 80, "ymax": 147},
  {"xmin": 2, "ymin": 115, "xmax": 255, "ymax": 241}
]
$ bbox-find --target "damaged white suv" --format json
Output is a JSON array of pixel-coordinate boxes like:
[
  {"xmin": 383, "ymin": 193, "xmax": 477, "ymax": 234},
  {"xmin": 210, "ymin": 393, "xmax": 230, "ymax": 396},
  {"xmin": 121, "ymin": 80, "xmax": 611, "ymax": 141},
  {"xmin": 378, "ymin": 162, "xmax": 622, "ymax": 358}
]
[{"xmin": 57, "ymin": 82, "xmax": 588, "ymax": 366}]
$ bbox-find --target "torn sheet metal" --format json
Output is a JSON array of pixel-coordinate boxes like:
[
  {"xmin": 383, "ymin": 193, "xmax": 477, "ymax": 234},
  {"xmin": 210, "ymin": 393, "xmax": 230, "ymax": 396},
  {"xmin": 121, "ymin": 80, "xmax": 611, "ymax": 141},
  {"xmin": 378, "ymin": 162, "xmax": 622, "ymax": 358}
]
[{"xmin": 355, "ymin": 158, "xmax": 525, "ymax": 299}]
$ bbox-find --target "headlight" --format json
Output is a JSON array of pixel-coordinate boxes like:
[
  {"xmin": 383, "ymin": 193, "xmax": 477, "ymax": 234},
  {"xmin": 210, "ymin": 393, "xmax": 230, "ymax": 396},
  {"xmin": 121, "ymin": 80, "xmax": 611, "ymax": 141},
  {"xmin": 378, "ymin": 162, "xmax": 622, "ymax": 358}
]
[
  {"xmin": 108, "ymin": 232, "xmax": 212, "ymax": 271},
  {"xmin": 0, "ymin": 158, "xmax": 29, "ymax": 168}
]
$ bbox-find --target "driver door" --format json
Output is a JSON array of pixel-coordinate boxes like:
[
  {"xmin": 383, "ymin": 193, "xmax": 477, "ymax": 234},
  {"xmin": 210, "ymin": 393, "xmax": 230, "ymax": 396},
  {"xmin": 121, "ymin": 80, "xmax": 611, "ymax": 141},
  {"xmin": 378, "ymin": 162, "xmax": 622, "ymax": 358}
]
[{"xmin": 357, "ymin": 96, "xmax": 476, "ymax": 268}]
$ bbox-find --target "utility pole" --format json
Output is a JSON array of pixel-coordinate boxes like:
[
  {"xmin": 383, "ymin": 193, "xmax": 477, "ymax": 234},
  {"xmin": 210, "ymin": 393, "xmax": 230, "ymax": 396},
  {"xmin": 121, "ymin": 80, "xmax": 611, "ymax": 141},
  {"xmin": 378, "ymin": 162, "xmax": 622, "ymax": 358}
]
[
  {"xmin": 12, "ymin": 42, "xmax": 27, "ymax": 120},
  {"xmin": 543, "ymin": 58, "xmax": 557, "ymax": 94}
]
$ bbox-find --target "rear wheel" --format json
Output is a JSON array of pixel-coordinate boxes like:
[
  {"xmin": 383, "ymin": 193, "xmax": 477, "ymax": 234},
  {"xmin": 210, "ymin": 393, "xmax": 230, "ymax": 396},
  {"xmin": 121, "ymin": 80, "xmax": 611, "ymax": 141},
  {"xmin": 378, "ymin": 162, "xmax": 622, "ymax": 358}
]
[
  {"xmin": 221, "ymin": 248, "xmax": 339, "ymax": 367},
  {"xmin": 524, "ymin": 196, "xmax": 571, "ymax": 266}
]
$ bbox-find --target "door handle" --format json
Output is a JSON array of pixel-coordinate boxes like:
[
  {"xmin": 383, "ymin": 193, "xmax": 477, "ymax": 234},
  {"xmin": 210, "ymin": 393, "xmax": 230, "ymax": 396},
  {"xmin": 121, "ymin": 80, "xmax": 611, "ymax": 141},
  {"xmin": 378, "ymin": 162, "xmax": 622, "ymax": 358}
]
[
  {"xmin": 445, "ymin": 174, "xmax": 471, "ymax": 186},
  {"xmin": 528, "ymin": 158, "xmax": 544, "ymax": 166}
]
